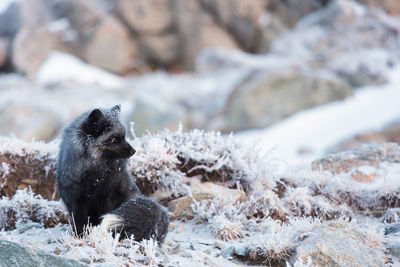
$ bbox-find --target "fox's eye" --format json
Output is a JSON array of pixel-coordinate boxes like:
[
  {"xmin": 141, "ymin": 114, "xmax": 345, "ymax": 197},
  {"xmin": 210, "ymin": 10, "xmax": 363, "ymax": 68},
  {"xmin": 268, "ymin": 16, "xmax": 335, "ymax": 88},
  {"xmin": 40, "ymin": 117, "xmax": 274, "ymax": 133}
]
[{"xmin": 111, "ymin": 137, "xmax": 117, "ymax": 143}]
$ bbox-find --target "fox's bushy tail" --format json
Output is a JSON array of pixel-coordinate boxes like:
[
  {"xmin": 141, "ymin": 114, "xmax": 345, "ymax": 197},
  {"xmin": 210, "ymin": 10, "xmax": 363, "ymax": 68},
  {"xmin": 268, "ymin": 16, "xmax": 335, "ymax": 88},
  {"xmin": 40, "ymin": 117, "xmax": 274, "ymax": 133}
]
[{"xmin": 101, "ymin": 196, "xmax": 169, "ymax": 244}]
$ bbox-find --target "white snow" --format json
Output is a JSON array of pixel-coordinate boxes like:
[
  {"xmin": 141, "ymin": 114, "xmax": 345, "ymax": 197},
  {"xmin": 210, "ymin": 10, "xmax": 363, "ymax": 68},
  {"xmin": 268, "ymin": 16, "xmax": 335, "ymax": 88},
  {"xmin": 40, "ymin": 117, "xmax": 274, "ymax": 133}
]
[
  {"xmin": 239, "ymin": 64, "xmax": 400, "ymax": 167},
  {"xmin": 36, "ymin": 52, "xmax": 126, "ymax": 89},
  {"xmin": 0, "ymin": 135, "xmax": 58, "ymax": 157}
]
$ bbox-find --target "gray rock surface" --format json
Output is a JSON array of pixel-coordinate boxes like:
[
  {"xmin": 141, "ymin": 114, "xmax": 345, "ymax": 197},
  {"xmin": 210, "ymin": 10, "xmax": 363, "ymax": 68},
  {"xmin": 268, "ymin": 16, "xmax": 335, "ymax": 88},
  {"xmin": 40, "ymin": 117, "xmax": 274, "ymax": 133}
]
[
  {"xmin": 222, "ymin": 70, "xmax": 352, "ymax": 132},
  {"xmin": 0, "ymin": 239, "xmax": 87, "ymax": 267},
  {"xmin": 129, "ymin": 93, "xmax": 187, "ymax": 136}
]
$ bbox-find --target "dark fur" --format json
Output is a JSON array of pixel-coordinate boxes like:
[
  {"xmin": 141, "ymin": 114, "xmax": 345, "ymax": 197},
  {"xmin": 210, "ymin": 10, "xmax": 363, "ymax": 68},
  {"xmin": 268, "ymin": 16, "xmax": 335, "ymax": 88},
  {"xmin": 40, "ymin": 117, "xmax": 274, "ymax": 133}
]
[
  {"xmin": 56, "ymin": 105, "xmax": 168, "ymax": 243},
  {"xmin": 108, "ymin": 197, "xmax": 169, "ymax": 243}
]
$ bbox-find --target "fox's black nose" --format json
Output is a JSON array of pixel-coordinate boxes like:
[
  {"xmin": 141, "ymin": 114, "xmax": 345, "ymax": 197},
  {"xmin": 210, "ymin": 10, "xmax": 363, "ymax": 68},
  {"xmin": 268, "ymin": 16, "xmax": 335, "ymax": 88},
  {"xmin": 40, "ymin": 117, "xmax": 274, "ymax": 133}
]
[{"xmin": 128, "ymin": 146, "xmax": 136, "ymax": 157}]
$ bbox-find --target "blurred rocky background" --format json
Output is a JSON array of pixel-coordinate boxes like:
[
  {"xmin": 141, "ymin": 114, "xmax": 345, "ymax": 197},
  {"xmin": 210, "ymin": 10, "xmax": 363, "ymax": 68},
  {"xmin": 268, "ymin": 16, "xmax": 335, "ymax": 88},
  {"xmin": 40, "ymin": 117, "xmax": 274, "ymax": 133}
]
[{"xmin": 0, "ymin": 0, "xmax": 399, "ymax": 146}]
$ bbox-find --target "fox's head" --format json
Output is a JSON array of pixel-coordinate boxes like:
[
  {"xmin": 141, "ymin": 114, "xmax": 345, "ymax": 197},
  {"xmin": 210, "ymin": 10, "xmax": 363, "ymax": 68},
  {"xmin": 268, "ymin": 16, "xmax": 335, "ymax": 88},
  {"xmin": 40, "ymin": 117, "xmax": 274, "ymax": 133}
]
[{"xmin": 81, "ymin": 105, "xmax": 135, "ymax": 160}]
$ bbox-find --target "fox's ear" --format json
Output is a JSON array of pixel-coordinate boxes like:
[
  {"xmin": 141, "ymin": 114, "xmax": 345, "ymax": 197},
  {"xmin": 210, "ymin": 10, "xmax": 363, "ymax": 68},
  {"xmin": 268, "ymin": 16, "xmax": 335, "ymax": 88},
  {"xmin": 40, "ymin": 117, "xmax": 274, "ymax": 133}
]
[
  {"xmin": 88, "ymin": 108, "xmax": 103, "ymax": 124},
  {"xmin": 111, "ymin": 105, "xmax": 121, "ymax": 116},
  {"xmin": 82, "ymin": 108, "xmax": 105, "ymax": 136}
]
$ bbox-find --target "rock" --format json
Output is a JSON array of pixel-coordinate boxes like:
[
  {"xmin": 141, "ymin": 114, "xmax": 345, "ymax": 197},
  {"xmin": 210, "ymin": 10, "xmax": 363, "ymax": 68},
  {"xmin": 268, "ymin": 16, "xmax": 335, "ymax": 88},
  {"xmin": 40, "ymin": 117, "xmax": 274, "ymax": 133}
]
[
  {"xmin": 356, "ymin": 0, "xmax": 400, "ymax": 16},
  {"xmin": 168, "ymin": 177, "xmax": 246, "ymax": 220},
  {"xmin": 139, "ymin": 33, "xmax": 181, "ymax": 66},
  {"xmin": 114, "ymin": 0, "xmax": 172, "ymax": 34},
  {"xmin": 12, "ymin": 26, "xmax": 73, "ymax": 78},
  {"xmin": 84, "ymin": 15, "xmax": 139, "ymax": 75},
  {"xmin": 294, "ymin": 222, "xmax": 383, "ymax": 266},
  {"xmin": 129, "ymin": 93, "xmax": 188, "ymax": 136},
  {"xmin": 0, "ymin": 240, "xmax": 87, "ymax": 266},
  {"xmin": 222, "ymin": 70, "xmax": 352, "ymax": 132},
  {"xmin": 200, "ymin": 0, "xmax": 269, "ymax": 51},
  {"xmin": 168, "ymin": 193, "xmax": 213, "ymax": 220},
  {"xmin": 0, "ymin": 38, "xmax": 9, "ymax": 68},
  {"xmin": 0, "ymin": 136, "xmax": 57, "ymax": 200},
  {"xmin": 173, "ymin": 0, "xmax": 240, "ymax": 69},
  {"xmin": 221, "ymin": 245, "xmax": 235, "ymax": 258},
  {"xmin": 197, "ymin": 19, "xmax": 240, "ymax": 52},
  {"xmin": 188, "ymin": 178, "xmax": 246, "ymax": 204},
  {"xmin": 312, "ymin": 143, "xmax": 400, "ymax": 174},
  {"xmin": 385, "ymin": 222, "xmax": 400, "ymax": 235},
  {"xmin": 0, "ymin": 104, "xmax": 60, "ymax": 141}
]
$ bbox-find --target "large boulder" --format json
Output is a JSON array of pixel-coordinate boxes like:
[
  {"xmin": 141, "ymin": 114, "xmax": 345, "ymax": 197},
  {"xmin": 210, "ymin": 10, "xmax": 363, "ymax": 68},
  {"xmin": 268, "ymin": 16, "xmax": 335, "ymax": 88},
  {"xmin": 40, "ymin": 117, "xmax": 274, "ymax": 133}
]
[
  {"xmin": 11, "ymin": 0, "xmax": 75, "ymax": 78},
  {"xmin": 84, "ymin": 15, "xmax": 139, "ymax": 74},
  {"xmin": 200, "ymin": 0, "xmax": 269, "ymax": 51},
  {"xmin": 12, "ymin": 27, "xmax": 73, "ymax": 79},
  {"xmin": 222, "ymin": 70, "xmax": 352, "ymax": 132},
  {"xmin": 172, "ymin": 0, "xmax": 240, "ymax": 69},
  {"xmin": 0, "ymin": 240, "xmax": 86, "ymax": 266},
  {"xmin": 139, "ymin": 33, "xmax": 181, "ymax": 66},
  {"xmin": 129, "ymin": 93, "xmax": 188, "ymax": 136}
]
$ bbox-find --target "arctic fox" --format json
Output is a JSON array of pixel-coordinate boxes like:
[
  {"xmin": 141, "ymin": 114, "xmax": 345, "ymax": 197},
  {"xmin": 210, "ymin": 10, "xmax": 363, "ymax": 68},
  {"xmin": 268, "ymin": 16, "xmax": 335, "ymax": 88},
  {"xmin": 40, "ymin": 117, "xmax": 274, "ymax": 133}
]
[{"xmin": 56, "ymin": 105, "xmax": 168, "ymax": 243}]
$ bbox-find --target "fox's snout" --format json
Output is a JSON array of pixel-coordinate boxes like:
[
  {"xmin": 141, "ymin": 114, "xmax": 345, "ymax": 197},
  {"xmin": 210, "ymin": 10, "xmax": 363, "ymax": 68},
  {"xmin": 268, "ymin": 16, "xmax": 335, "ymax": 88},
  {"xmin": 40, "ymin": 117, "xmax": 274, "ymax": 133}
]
[{"xmin": 126, "ymin": 143, "xmax": 136, "ymax": 157}]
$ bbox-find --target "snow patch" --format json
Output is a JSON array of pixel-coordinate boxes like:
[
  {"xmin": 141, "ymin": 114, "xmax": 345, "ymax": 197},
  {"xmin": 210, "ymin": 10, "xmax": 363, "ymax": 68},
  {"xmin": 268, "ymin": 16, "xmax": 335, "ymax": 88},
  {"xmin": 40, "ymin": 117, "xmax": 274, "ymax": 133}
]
[{"xmin": 36, "ymin": 52, "xmax": 126, "ymax": 89}]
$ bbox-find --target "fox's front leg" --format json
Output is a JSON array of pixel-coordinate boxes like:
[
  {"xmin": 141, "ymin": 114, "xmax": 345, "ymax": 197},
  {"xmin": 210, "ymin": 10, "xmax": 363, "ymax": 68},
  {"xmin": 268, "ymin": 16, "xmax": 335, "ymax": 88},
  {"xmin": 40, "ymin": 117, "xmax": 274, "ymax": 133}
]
[{"xmin": 69, "ymin": 203, "xmax": 88, "ymax": 237}]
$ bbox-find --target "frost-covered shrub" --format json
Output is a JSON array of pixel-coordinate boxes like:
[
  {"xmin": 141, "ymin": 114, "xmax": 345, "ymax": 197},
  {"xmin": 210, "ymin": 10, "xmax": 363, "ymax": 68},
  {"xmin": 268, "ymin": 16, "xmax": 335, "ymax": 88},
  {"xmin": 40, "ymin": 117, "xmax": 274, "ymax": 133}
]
[
  {"xmin": 279, "ymin": 162, "xmax": 400, "ymax": 218},
  {"xmin": 0, "ymin": 136, "xmax": 58, "ymax": 200},
  {"xmin": 238, "ymin": 218, "xmax": 324, "ymax": 265},
  {"xmin": 211, "ymin": 215, "xmax": 244, "ymax": 241},
  {"xmin": 59, "ymin": 226, "xmax": 165, "ymax": 266},
  {"xmin": 0, "ymin": 189, "xmax": 68, "ymax": 230},
  {"xmin": 129, "ymin": 129, "xmax": 275, "ymax": 196}
]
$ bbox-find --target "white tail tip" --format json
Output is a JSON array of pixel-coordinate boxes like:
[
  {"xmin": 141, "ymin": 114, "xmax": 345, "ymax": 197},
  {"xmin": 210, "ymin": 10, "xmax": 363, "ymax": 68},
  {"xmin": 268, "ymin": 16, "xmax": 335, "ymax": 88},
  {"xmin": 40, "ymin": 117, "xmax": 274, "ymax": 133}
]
[{"xmin": 101, "ymin": 214, "xmax": 123, "ymax": 232}]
